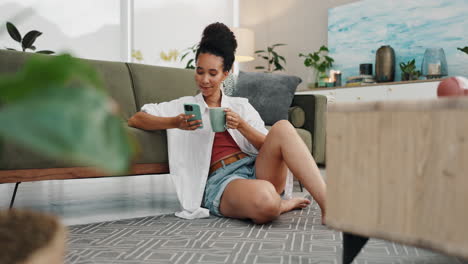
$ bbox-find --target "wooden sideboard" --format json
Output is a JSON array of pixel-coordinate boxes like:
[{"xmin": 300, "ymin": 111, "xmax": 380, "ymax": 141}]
[
  {"xmin": 296, "ymin": 80, "xmax": 441, "ymax": 103},
  {"xmin": 326, "ymin": 96, "xmax": 468, "ymax": 263}
]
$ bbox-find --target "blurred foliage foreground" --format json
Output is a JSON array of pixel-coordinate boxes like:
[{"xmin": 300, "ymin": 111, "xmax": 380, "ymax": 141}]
[{"xmin": 0, "ymin": 53, "xmax": 137, "ymax": 174}]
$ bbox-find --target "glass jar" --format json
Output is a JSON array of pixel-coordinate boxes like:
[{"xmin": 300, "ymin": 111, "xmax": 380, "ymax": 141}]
[{"xmin": 421, "ymin": 48, "xmax": 448, "ymax": 79}]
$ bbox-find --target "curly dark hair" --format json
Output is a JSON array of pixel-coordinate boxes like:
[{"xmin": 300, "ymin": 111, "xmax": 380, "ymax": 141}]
[{"xmin": 196, "ymin": 22, "xmax": 237, "ymax": 72}]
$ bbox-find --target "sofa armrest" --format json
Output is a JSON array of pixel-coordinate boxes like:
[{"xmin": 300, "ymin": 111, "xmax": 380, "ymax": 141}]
[{"xmin": 291, "ymin": 94, "xmax": 327, "ymax": 165}]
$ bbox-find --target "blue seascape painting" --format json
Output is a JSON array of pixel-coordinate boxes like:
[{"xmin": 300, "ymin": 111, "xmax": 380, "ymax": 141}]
[{"xmin": 328, "ymin": 0, "xmax": 468, "ymax": 82}]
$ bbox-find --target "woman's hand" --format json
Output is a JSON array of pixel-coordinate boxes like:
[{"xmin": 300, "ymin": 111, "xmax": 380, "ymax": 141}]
[
  {"xmin": 176, "ymin": 114, "xmax": 202, "ymax": 130},
  {"xmin": 224, "ymin": 108, "xmax": 244, "ymax": 130}
]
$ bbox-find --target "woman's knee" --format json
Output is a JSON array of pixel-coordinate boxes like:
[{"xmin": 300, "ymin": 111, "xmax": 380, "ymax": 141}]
[
  {"xmin": 251, "ymin": 182, "xmax": 281, "ymax": 224},
  {"xmin": 270, "ymin": 120, "xmax": 296, "ymax": 137}
]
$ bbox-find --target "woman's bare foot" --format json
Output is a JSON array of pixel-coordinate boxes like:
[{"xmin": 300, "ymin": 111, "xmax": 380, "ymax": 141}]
[{"xmin": 280, "ymin": 197, "xmax": 311, "ymax": 213}]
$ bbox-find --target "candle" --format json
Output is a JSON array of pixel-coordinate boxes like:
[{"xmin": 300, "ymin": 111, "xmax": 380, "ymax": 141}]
[
  {"xmin": 428, "ymin": 63, "xmax": 441, "ymax": 75},
  {"xmin": 335, "ymin": 71, "xmax": 342, "ymax": 87},
  {"xmin": 329, "ymin": 70, "xmax": 337, "ymax": 82},
  {"xmin": 329, "ymin": 70, "xmax": 342, "ymax": 87}
]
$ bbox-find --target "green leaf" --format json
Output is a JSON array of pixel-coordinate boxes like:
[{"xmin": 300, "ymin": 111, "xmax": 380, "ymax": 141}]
[
  {"xmin": 318, "ymin": 64, "xmax": 327, "ymax": 73},
  {"xmin": 319, "ymin": 45, "xmax": 329, "ymax": 52},
  {"xmin": 180, "ymin": 52, "xmax": 190, "ymax": 62},
  {"xmin": 255, "ymin": 50, "xmax": 265, "ymax": 54},
  {"xmin": 185, "ymin": 58, "xmax": 195, "ymax": 69},
  {"xmin": 273, "ymin": 61, "xmax": 283, "ymax": 71},
  {"xmin": 272, "ymin": 43, "xmax": 286, "ymax": 47},
  {"xmin": 312, "ymin": 54, "xmax": 320, "ymax": 61},
  {"xmin": 278, "ymin": 55, "xmax": 286, "ymax": 63},
  {"xmin": 457, "ymin": 47, "xmax": 468, "ymax": 55},
  {"xmin": 261, "ymin": 56, "xmax": 269, "ymax": 60},
  {"xmin": 189, "ymin": 43, "xmax": 199, "ymax": 51},
  {"xmin": 6, "ymin": 22, "xmax": 22, "ymax": 43},
  {"xmin": 400, "ymin": 59, "xmax": 420, "ymax": 74},
  {"xmin": 271, "ymin": 50, "xmax": 278, "ymax": 56},
  {"xmin": 273, "ymin": 56, "xmax": 279, "ymax": 64},
  {"xmin": 0, "ymin": 85, "xmax": 136, "ymax": 174},
  {"xmin": 22, "ymin": 30, "xmax": 42, "ymax": 51},
  {"xmin": 36, "ymin": 50, "xmax": 54, "ymax": 54},
  {"xmin": 255, "ymin": 66, "xmax": 265, "ymax": 69},
  {"xmin": 0, "ymin": 53, "xmax": 103, "ymax": 103}
]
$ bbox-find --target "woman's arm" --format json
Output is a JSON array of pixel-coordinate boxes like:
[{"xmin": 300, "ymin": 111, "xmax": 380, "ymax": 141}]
[
  {"xmin": 225, "ymin": 108, "xmax": 265, "ymax": 150},
  {"xmin": 128, "ymin": 112, "xmax": 202, "ymax": 131},
  {"xmin": 237, "ymin": 120, "xmax": 266, "ymax": 150}
]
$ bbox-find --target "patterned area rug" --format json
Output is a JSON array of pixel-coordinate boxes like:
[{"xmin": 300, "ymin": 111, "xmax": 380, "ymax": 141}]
[{"xmin": 66, "ymin": 202, "xmax": 466, "ymax": 264}]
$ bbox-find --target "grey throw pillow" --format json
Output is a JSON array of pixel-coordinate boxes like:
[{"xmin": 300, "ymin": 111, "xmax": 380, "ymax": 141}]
[{"xmin": 232, "ymin": 71, "xmax": 302, "ymax": 125}]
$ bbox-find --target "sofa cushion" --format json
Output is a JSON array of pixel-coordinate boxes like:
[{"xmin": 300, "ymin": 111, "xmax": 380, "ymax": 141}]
[
  {"xmin": 127, "ymin": 63, "xmax": 196, "ymax": 109},
  {"xmin": 288, "ymin": 106, "xmax": 306, "ymax": 128},
  {"xmin": 0, "ymin": 50, "xmax": 30, "ymax": 75},
  {"xmin": 0, "ymin": 140, "xmax": 73, "ymax": 170},
  {"xmin": 84, "ymin": 59, "xmax": 138, "ymax": 120},
  {"xmin": 0, "ymin": 50, "xmax": 138, "ymax": 121},
  {"xmin": 126, "ymin": 127, "xmax": 168, "ymax": 164},
  {"xmin": 232, "ymin": 71, "xmax": 301, "ymax": 125}
]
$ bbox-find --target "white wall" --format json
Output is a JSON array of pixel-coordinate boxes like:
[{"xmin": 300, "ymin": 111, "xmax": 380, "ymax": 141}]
[
  {"xmin": 134, "ymin": 0, "xmax": 234, "ymax": 67},
  {"xmin": 239, "ymin": 0, "xmax": 360, "ymax": 90},
  {"xmin": 0, "ymin": 0, "xmax": 121, "ymax": 61},
  {"xmin": 0, "ymin": 0, "xmax": 361, "ymax": 77},
  {"xmin": 0, "ymin": 0, "xmax": 234, "ymax": 64}
]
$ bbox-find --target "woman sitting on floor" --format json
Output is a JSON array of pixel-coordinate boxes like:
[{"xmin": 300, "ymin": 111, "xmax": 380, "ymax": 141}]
[{"xmin": 128, "ymin": 22, "xmax": 326, "ymax": 224}]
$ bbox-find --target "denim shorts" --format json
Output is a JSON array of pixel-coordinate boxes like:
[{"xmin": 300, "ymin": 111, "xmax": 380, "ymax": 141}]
[{"xmin": 203, "ymin": 155, "xmax": 257, "ymax": 217}]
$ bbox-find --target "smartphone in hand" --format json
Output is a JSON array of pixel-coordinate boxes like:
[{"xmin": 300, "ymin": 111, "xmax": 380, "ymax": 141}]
[{"xmin": 183, "ymin": 103, "xmax": 203, "ymax": 129}]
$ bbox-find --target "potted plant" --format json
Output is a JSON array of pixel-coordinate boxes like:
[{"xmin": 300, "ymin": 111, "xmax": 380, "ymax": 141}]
[
  {"xmin": 180, "ymin": 44, "xmax": 198, "ymax": 69},
  {"xmin": 255, "ymin": 43, "xmax": 287, "ymax": 72},
  {"xmin": 5, "ymin": 22, "xmax": 54, "ymax": 54},
  {"xmin": 399, "ymin": 59, "xmax": 421, "ymax": 81},
  {"xmin": 299, "ymin": 45, "xmax": 334, "ymax": 88}
]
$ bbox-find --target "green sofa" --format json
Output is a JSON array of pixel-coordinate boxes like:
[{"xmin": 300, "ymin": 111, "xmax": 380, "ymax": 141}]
[{"xmin": 0, "ymin": 49, "xmax": 326, "ymax": 187}]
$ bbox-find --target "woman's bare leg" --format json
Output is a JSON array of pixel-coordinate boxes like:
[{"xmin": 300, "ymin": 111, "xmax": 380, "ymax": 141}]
[
  {"xmin": 255, "ymin": 120, "xmax": 327, "ymax": 222},
  {"xmin": 219, "ymin": 179, "xmax": 310, "ymax": 224}
]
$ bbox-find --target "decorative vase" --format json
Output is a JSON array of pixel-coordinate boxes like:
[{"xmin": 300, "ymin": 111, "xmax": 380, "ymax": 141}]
[
  {"xmin": 375, "ymin": 45, "xmax": 395, "ymax": 83},
  {"xmin": 421, "ymin": 48, "xmax": 448, "ymax": 79}
]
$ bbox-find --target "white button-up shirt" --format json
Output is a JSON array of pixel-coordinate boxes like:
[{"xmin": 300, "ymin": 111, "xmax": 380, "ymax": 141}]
[{"xmin": 141, "ymin": 90, "xmax": 269, "ymax": 219}]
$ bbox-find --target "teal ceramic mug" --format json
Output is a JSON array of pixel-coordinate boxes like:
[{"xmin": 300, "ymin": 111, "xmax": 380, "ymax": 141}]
[{"xmin": 209, "ymin": 107, "xmax": 227, "ymax": 132}]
